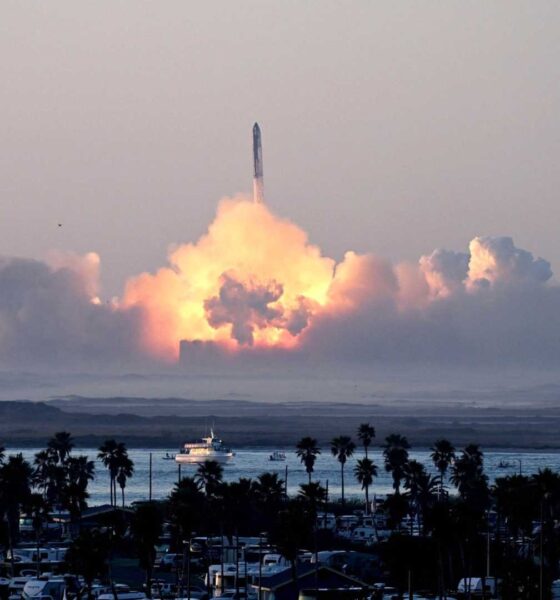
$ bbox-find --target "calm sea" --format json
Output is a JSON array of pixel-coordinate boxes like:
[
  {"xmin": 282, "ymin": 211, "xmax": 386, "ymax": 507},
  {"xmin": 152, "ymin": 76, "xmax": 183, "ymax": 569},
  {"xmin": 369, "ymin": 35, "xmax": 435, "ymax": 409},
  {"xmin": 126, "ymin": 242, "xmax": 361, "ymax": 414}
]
[{"xmin": 8, "ymin": 447, "xmax": 560, "ymax": 505}]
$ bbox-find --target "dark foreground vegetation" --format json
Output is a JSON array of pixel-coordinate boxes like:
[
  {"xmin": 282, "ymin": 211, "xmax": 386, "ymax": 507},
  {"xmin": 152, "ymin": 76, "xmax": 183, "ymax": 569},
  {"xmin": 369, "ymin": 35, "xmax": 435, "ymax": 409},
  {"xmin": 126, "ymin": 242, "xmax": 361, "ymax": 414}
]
[{"xmin": 0, "ymin": 427, "xmax": 559, "ymax": 599}]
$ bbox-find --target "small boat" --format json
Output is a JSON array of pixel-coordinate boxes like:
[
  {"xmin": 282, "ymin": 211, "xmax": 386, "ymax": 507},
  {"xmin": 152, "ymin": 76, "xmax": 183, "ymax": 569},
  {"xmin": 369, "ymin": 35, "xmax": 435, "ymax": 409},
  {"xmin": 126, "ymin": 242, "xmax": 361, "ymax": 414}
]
[
  {"xmin": 162, "ymin": 452, "xmax": 175, "ymax": 460},
  {"xmin": 498, "ymin": 460, "xmax": 512, "ymax": 468},
  {"xmin": 269, "ymin": 450, "xmax": 286, "ymax": 462}
]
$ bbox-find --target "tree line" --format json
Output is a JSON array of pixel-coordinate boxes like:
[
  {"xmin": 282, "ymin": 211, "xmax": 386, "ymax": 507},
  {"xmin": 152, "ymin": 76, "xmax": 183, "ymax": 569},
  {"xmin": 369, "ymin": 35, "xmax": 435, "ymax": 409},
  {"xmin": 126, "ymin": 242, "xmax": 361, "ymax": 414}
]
[
  {"xmin": 2, "ymin": 426, "xmax": 560, "ymax": 598},
  {"xmin": 0, "ymin": 433, "xmax": 133, "ymax": 557}
]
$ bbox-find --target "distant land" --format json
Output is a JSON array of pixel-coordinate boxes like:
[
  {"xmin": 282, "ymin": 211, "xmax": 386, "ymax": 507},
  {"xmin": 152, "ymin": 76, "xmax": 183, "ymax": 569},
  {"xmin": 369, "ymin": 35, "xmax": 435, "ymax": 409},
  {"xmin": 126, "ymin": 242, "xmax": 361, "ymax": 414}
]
[{"xmin": 0, "ymin": 395, "xmax": 558, "ymax": 449}]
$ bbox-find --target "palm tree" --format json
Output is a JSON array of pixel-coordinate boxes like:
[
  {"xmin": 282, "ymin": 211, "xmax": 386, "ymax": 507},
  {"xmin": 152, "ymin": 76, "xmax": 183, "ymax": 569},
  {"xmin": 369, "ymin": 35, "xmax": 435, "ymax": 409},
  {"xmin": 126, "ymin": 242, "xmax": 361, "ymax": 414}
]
[
  {"xmin": 403, "ymin": 461, "xmax": 441, "ymax": 534},
  {"xmin": 464, "ymin": 443, "xmax": 483, "ymax": 467},
  {"xmin": 253, "ymin": 472, "xmax": 285, "ymax": 506},
  {"xmin": 63, "ymin": 456, "xmax": 95, "ymax": 530},
  {"xmin": 532, "ymin": 467, "xmax": 560, "ymax": 521},
  {"xmin": 493, "ymin": 475, "xmax": 534, "ymax": 540},
  {"xmin": 357, "ymin": 423, "xmax": 375, "ymax": 458},
  {"xmin": 330, "ymin": 436, "xmax": 356, "ymax": 505},
  {"xmin": 383, "ymin": 434, "xmax": 410, "ymax": 494},
  {"xmin": 450, "ymin": 444, "xmax": 485, "ymax": 498},
  {"xmin": 116, "ymin": 455, "xmax": 134, "ymax": 507},
  {"xmin": 219, "ymin": 479, "xmax": 255, "ymax": 543},
  {"xmin": 98, "ymin": 439, "xmax": 117, "ymax": 505},
  {"xmin": 65, "ymin": 529, "xmax": 110, "ymax": 600},
  {"xmin": 383, "ymin": 493, "xmax": 409, "ymax": 531},
  {"xmin": 269, "ymin": 500, "xmax": 313, "ymax": 583},
  {"xmin": 298, "ymin": 481, "xmax": 327, "ymax": 517},
  {"xmin": 354, "ymin": 458, "xmax": 377, "ymax": 514},
  {"xmin": 531, "ymin": 468, "xmax": 560, "ymax": 578},
  {"xmin": 67, "ymin": 455, "xmax": 95, "ymax": 490},
  {"xmin": 253, "ymin": 472, "xmax": 285, "ymax": 527},
  {"xmin": 195, "ymin": 460, "xmax": 223, "ymax": 497},
  {"xmin": 0, "ymin": 446, "xmax": 5, "ymax": 464},
  {"xmin": 0, "ymin": 454, "xmax": 33, "ymax": 562},
  {"xmin": 33, "ymin": 449, "xmax": 57, "ymax": 502},
  {"xmin": 168, "ymin": 477, "xmax": 204, "ymax": 551},
  {"xmin": 404, "ymin": 460, "xmax": 426, "ymax": 495},
  {"xmin": 132, "ymin": 502, "xmax": 163, "ymax": 598},
  {"xmin": 25, "ymin": 493, "xmax": 50, "ymax": 575},
  {"xmin": 415, "ymin": 472, "xmax": 441, "ymax": 520},
  {"xmin": 47, "ymin": 431, "xmax": 74, "ymax": 464},
  {"xmin": 295, "ymin": 437, "xmax": 321, "ymax": 483},
  {"xmin": 450, "ymin": 445, "xmax": 490, "ymax": 518},
  {"xmin": 98, "ymin": 440, "xmax": 126, "ymax": 506},
  {"xmin": 431, "ymin": 439, "xmax": 455, "ymax": 494}
]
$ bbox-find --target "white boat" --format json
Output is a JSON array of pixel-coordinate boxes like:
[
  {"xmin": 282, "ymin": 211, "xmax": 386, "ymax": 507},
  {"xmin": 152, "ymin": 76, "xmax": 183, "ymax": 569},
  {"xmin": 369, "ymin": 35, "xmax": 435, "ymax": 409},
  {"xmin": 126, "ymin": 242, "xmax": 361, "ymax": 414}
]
[
  {"xmin": 175, "ymin": 430, "xmax": 234, "ymax": 464},
  {"xmin": 269, "ymin": 450, "xmax": 286, "ymax": 461}
]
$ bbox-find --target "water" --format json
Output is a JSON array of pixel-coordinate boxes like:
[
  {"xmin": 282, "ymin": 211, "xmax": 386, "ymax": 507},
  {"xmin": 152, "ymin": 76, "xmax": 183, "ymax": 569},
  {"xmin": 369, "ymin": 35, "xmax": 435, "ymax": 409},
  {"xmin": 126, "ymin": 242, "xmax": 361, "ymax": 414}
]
[{"xmin": 8, "ymin": 447, "xmax": 560, "ymax": 505}]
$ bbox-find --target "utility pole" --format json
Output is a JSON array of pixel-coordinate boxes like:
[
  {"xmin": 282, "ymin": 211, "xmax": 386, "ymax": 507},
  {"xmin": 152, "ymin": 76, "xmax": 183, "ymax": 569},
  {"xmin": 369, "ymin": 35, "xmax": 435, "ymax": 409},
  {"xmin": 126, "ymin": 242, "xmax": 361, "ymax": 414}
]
[
  {"xmin": 149, "ymin": 452, "xmax": 153, "ymax": 501},
  {"xmin": 187, "ymin": 535, "xmax": 192, "ymax": 600},
  {"xmin": 540, "ymin": 501, "xmax": 544, "ymax": 600},
  {"xmin": 258, "ymin": 532, "xmax": 263, "ymax": 600},
  {"xmin": 220, "ymin": 524, "xmax": 225, "ymax": 595}
]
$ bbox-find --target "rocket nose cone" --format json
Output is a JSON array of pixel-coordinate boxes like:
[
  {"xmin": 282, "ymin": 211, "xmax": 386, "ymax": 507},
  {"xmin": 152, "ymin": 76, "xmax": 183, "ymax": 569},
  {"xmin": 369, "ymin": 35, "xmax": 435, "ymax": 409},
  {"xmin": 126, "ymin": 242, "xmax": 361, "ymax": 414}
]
[{"xmin": 253, "ymin": 122, "xmax": 260, "ymax": 133}]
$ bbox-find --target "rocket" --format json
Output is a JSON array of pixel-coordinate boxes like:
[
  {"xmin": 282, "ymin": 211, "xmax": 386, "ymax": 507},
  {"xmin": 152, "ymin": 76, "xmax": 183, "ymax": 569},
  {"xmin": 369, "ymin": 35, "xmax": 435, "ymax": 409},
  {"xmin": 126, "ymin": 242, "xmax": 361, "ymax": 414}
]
[{"xmin": 253, "ymin": 122, "xmax": 264, "ymax": 204}]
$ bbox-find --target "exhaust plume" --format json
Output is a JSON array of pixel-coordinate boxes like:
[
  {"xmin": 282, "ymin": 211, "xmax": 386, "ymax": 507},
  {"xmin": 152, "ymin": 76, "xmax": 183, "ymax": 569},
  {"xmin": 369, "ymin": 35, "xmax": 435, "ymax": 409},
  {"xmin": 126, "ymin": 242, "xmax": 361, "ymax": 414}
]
[
  {"xmin": 123, "ymin": 197, "xmax": 334, "ymax": 359},
  {"xmin": 122, "ymin": 197, "xmax": 559, "ymax": 366},
  {"xmin": 0, "ymin": 196, "xmax": 559, "ymax": 369}
]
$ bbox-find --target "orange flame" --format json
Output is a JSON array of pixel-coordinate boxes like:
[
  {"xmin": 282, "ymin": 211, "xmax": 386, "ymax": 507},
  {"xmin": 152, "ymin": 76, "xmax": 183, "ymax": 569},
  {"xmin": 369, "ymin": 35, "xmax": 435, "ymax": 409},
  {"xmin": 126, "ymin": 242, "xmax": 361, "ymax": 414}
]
[{"xmin": 122, "ymin": 197, "xmax": 335, "ymax": 360}]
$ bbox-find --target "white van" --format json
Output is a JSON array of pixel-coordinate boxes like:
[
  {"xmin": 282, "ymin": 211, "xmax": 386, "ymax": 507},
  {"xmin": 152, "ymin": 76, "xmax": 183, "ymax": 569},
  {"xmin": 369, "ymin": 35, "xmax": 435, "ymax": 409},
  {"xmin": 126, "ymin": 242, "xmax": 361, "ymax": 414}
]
[
  {"xmin": 351, "ymin": 526, "xmax": 377, "ymax": 544},
  {"xmin": 22, "ymin": 576, "xmax": 80, "ymax": 600},
  {"xmin": 262, "ymin": 554, "xmax": 289, "ymax": 567},
  {"xmin": 316, "ymin": 513, "xmax": 336, "ymax": 531},
  {"xmin": 457, "ymin": 577, "xmax": 497, "ymax": 597},
  {"xmin": 98, "ymin": 593, "xmax": 147, "ymax": 600}
]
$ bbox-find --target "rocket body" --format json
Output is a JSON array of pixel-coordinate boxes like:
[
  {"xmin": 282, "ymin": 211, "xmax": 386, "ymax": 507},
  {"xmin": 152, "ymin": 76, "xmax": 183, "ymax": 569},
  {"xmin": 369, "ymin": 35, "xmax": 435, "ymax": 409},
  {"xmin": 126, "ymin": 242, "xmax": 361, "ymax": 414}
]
[{"xmin": 253, "ymin": 123, "xmax": 264, "ymax": 203}]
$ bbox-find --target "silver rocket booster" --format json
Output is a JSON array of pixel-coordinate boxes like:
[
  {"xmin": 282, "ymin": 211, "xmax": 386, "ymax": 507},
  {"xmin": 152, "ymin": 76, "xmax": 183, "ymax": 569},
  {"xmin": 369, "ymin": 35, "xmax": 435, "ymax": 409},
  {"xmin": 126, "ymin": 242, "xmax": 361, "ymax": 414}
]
[{"xmin": 252, "ymin": 122, "xmax": 264, "ymax": 204}]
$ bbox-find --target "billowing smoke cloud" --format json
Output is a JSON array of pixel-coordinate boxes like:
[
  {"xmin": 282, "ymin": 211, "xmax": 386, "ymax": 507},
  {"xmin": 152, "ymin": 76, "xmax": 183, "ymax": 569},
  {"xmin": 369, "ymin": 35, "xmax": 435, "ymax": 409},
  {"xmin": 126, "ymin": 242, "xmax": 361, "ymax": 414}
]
[
  {"xmin": 122, "ymin": 197, "xmax": 334, "ymax": 359},
  {"xmin": 1, "ymin": 197, "xmax": 559, "ymax": 368},
  {"xmin": 205, "ymin": 273, "xmax": 284, "ymax": 346},
  {"xmin": 0, "ymin": 253, "xmax": 143, "ymax": 368},
  {"xmin": 121, "ymin": 197, "xmax": 560, "ymax": 366},
  {"xmin": 467, "ymin": 236, "xmax": 552, "ymax": 289},
  {"xmin": 305, "ymin": 233, "xmax": 558, "ymax": 365},
  {"xmin": 419, "ymin": 248, "xmax": 469, "ymax": 298},
  {"xmin": 204, "ymin": 272, "xmax": 316, "ymax": 346}
]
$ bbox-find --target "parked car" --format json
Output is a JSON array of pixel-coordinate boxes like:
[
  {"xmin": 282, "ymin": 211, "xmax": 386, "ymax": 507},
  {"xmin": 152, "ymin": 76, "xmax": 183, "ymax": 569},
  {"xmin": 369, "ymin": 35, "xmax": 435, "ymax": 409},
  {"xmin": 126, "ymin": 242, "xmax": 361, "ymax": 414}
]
[
  {"xmin": 156, "ymin": 554, "xmax": 182, "ymax": 571},
  {"xmin": 209, "ymin": 591, "xmax": 256, "ymax": 600},
  {"xmin": 175, "ymin": 588, "xmax": 209, "ymax": 600}
]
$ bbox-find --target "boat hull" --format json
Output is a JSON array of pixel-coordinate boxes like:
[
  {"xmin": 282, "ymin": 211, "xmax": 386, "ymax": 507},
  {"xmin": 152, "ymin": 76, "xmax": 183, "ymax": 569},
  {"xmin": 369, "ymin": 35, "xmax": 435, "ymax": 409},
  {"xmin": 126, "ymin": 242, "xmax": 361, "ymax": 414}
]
[{"xmin": 175, "ymin": 453, "xmax": 234, "ymax": 464}]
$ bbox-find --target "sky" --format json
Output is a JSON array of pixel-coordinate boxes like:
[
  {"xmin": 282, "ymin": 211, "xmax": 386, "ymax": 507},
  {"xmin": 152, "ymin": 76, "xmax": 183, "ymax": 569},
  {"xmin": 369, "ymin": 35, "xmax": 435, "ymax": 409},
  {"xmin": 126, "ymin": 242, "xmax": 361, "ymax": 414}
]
[{"xmin": 1, "ymin": 2, "xmax": 560, "ymax": 378}]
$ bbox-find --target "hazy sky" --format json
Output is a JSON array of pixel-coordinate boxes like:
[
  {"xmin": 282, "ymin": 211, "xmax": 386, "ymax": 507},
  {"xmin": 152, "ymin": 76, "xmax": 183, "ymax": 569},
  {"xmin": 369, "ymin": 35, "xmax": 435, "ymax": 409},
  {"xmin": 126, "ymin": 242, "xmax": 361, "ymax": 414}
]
[{"xmin": 2, "ymin": 2, "xmax": 559, "ymax": 297}]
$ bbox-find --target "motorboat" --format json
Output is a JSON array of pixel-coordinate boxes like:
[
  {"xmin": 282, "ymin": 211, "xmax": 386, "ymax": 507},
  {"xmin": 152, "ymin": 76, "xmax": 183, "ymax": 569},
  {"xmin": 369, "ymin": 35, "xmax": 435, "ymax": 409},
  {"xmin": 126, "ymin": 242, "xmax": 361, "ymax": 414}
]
[
  {"xmin": 175, "ymin": 429, "xmax": 234, "ymax": 464},
  {"xmin": 269, "ymin": 451, "xmax": 286, "ymax": 461},
  {"xmin": 162, "ymin": 453, "xmax": 176, "ymax": 460}
]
